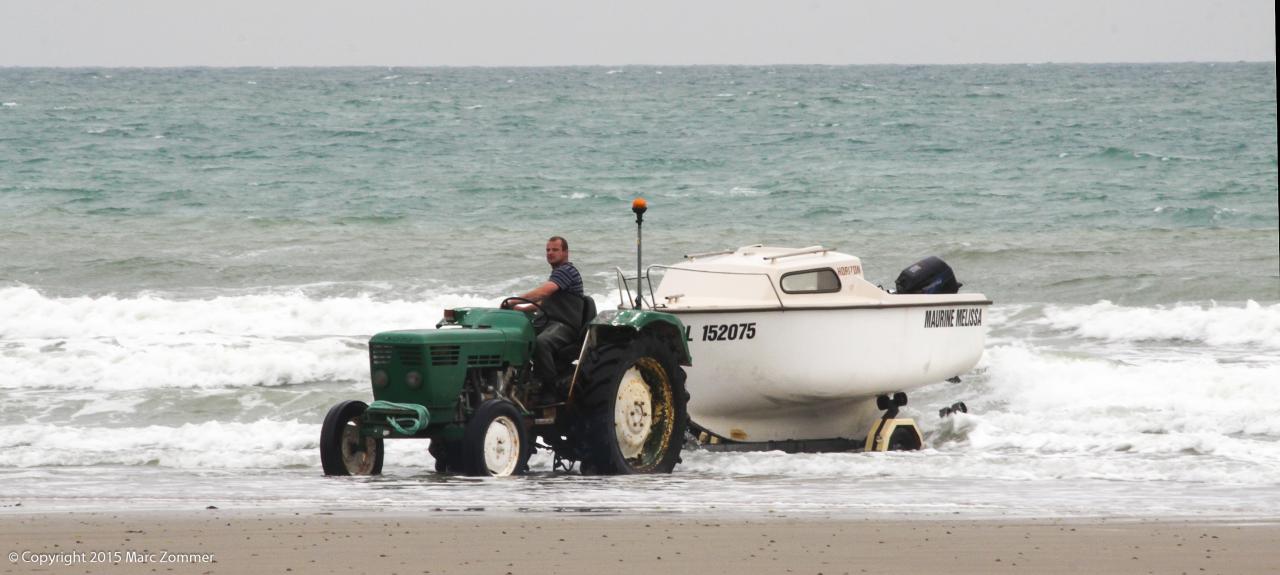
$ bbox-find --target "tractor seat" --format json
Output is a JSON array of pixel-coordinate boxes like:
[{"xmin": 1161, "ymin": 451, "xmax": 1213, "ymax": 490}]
[{"xmin": 552, "ymin": 294, "xmax": 597, "ymax": 367}]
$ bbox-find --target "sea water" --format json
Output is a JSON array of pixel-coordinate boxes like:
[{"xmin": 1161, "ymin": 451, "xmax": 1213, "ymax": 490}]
[{"xmin": 1, "ymin": 64, "xmax": 1277, "ymax": 518}]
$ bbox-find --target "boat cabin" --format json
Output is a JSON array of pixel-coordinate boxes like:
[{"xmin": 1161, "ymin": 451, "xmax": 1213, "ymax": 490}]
[{"xmin": 646, "ymin": 245, "xmax": 896, "ymax": 310}]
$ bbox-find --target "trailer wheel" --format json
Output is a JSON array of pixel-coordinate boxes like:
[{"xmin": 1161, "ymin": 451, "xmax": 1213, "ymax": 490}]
[
  {"xmin": 461, "ymin": 399, "xmax": 530, "ymax": 477},
  {"xmin": 887, "ymin": 425, "xmax": 923, "ymax": 451},
  {"xmin": 320, "ymin": 400, "xmax": 384, "ymax": 476},
  {"xmin": 577, "ymin": 331, "xmax": 689, "ymax": 474}
]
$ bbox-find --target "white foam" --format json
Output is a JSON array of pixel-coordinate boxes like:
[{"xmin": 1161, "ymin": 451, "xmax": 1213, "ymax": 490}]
[
  {"xmin": 680, "ymin": 333, "xmax": 1280, "ymax": 486},
  {"xmin": 0, "ymin": 286, "xmax": 490, "ymax": 339},
  {"xmin": 0, "ymin": 419, "xmax": 576, "ymax": 470},
  {"xmin": 0, "ymin": 334, "xmax": 368, "ymax": 390},
  {"xmin": 931, "ymin": 344, "xmax": 1280, "ymax": 461},
  {"xmin": 0, "ymin": 420, "xmax": 320, "ymax": 468},
  {"xmin": 0, "ymin": 287, "xmax": 616, "ymax": 390},
  {"xmin": 5, "ymin": 287, "xmax": 1278, "ymax": 495},
  {"xmin": 0, "ymin": 287, "xmax": 495, "ymax": 389},
  {"xmin": 706, "ymin": 187, "xmax": 765, "ymax": 197},
  {"xmin": 1039, "ymin": 300, "xmax": 1280, "ymax": 348}
]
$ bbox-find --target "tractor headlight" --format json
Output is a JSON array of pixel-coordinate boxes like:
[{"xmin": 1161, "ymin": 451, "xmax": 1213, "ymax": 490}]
[
  {"xmin": 406, "ymin": 371, "xmax": 422, "ymax": 390},
  {"xmin": 372, "ymin": 370, "xmax": 388, "ymax": 388}
]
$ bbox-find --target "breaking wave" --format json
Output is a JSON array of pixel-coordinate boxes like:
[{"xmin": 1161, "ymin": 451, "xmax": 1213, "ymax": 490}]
[
  {"xmin": 0, "ymin": 286, "xmax": 493, "ymax": 390},
  {"xmin": 3, "ymin": 288, "xmax": 1278, "ymax": 490},
  {"xmin": 1037, "ymin": 300, "xmax": 1280, "ymax": 348},
  {"xmin": 0, "ymin": 286, "xmax": 491, "ymax": 339},
  {"xmin": 0, "ymin": 286, "xmax": 617, "ymax": 390}
]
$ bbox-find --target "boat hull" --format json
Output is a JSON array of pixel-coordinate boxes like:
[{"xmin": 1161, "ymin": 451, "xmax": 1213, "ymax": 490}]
[{"xmin": 673, "ymin": 303, "xmax": 987, "ymax": 442}]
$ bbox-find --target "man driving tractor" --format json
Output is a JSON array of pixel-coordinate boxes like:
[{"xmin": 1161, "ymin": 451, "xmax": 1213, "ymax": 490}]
[{"xmin": 502, "ymin": 236, "xmax": 587, "ymax": 391}]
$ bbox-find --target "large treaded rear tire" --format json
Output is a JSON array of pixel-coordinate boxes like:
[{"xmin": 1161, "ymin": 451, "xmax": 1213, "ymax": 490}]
[
  {"xmin": 575, "ymin": 331, "xmax": 689, "ymax": 474},
  {"xmin": 320, "ymin": 400, "xmax": 384, "ymax": 476}
]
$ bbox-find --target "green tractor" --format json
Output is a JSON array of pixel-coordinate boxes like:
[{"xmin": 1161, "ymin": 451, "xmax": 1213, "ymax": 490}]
[{"xmin": 319, "ymin": 200, "xmax": 691, "ymax": 476}]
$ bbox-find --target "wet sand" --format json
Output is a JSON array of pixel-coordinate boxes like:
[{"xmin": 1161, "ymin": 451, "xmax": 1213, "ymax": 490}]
[{"xmin": 3, "ymin": 511, "xmax": 1278, "ymax": 574}]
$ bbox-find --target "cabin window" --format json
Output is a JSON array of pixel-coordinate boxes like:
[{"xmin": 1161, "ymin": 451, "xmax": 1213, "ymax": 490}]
[{"xmin": 780, "ymin": 268, "xmax": 841, "ymax": 294}]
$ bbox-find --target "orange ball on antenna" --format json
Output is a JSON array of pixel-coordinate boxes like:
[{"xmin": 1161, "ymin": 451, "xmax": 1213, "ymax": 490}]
[{"xmin": 632, "ymin": 197, "xmax": 648, "ymax": 211}]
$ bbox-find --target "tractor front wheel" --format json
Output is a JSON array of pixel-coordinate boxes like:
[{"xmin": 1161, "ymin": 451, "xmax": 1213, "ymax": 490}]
[
  {"xmin": 461, "ymin": 399, "xmax": 531, "ymax": 477},
  {"xmin": 320, "ymin": 400, "xmax": 384, "ymax": 476}
]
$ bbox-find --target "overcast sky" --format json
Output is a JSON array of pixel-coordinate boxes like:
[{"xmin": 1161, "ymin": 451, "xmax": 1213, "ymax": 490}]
[{"xmin": 1, "ymin": 0, "xmax": 1274, "ymax": 67}]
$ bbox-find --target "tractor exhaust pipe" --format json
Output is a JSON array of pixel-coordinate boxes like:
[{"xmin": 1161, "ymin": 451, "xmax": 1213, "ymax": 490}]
[{"xmin": 632, "ymin": 197, "xmax": 647, "ymax": 309}]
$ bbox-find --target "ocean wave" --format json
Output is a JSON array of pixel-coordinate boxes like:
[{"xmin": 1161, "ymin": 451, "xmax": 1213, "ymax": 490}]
[
  {"xmin": 0, "ymin": 420, "xmax": 324, "ymax": 468},
  {"xmin": 0, "ymin": 287, "xmax": 499, "ymax": 390},
  {"xmin": 801, "ymin": 206, "xmax": 846, "ymax": 217},
  {"xmin": 1090, "ymin": 146, "xmax": 1209, "ymax": 162},
  {"xmin": 936, "ymin": 344, "xmax": 1280, "ymax": 456},
  {"xmin": 0, "ymin": 287, "xmax": 622, "ymax": 390},
  {"xmin": 1039, "ymin": 300, "xmax": 1280, "ymax": 348},
  {"xmin": 1151, "ymin": 204, "xmax": 1245, "ymax": 224},
  {"xmin": 3, "ymin": 337, "xmax": 1279, "ymax": 485},
  {"xmin": 0, "ymin": 334, "xmax": 367, "ymax": 390},
  {"xmin": 705, "ymin": 186, "xmax": 765, "ymax": 197},
  {"xmin": 0, "ymin": 286, "xmax": 491, "ymax": 339}
]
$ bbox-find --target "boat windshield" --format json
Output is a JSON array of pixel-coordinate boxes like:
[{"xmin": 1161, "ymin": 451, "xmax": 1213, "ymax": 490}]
[{"xmin": 651, "ymin": 266, "xmax": 782, "ymax": 309}]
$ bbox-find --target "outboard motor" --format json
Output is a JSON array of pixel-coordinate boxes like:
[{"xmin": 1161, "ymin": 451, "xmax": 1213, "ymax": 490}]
[{"xmin": 895, "ymin": 256, "xmax": 962, "ymax": 294}]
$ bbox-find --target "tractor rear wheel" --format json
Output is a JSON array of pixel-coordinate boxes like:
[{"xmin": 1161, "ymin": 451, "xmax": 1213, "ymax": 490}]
[
  {"xmin": 460, "ymin": 399, "xmax": 531, "ymax": 477},
  {"xmin": 320, "ymin": 400, "xmax": 384, "ymax": 476},
  {"xmin": 576, "ymin": 331, "xmax": 688, "ymax": 474}
]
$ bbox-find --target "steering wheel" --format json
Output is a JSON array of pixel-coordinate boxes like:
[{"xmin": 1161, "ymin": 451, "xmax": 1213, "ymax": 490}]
[{"xmin": 499, "ymin": 295, "xmax": 540, "ymax": 313}]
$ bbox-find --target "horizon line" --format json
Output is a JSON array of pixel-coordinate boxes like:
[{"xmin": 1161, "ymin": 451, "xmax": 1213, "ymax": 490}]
[{"xmin": 2, "ymin": 59, "xmax": 1276, "ymax": 70}]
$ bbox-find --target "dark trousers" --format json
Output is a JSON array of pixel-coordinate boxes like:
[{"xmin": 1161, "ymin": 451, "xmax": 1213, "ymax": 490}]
[{"xmin": 534, "ymin": 321, "xmax": 576, "ymax": 387}]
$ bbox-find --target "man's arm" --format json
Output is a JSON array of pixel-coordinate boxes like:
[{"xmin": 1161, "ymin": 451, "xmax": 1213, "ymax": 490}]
[{"xmin": 507, "ymin": 281, "xmax": 560, "ymax": 310}]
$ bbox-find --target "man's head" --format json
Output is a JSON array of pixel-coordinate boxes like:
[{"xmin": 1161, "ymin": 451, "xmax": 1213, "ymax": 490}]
[{"xmin": 545, "ymin": 236, "xmax": 569, "ymax": 267}]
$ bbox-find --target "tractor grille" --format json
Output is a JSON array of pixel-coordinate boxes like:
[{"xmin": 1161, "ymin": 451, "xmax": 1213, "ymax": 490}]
[
  {"xmin": 467, "ymin": 354, "xmax": 502, "ymax": 367},
  {"xmin": 429, "ymin": 345, "xmax": 461, "ymax": 366},
  {"xmin": 369, "ymin": 344, "xmax": 394, "ymax": 366},
  {"xmin": 396, "ymin": 345, "xmax": 425, "ymax": 366}
]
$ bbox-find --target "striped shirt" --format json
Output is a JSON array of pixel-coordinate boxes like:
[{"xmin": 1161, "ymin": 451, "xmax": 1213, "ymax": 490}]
[{"xmin": 549, "ymin": 262, "xmax": 583, "ymax": 296}]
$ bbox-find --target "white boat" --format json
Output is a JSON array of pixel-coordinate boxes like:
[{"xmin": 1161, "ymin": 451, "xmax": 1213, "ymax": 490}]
[{"xmin": 617, "ymin": 245, "xmax": 990, "ymax": 447}]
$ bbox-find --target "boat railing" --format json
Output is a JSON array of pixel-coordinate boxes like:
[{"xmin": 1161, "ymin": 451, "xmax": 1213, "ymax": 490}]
[
  {"xmin": 613, "ymin": 266, "xmax": 661, "ymax": 310},
  {"xmin": 684, "ymin": 248, "xmax": 735, "ymax": 260},
  {"xmin": 684, "ymin": 244, "xmax": 763, "ymax": 261},
  {"xmin": 764, "ymin": 245, "xmax": 835, "ymax": 262}
]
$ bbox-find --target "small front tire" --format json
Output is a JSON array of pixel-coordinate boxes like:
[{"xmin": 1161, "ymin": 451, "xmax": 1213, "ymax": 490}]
[
  {"xmin": 320, "ymin": 400, "xmax": 384, "ymax": 476},
  {"xmin": 461, "ymin": 399, "xmax": 531, "ymax": 477}
]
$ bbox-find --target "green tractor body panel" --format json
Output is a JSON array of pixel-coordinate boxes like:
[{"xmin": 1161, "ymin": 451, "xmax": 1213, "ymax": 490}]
[
  {"xmin": 592, "ymin": 309, "xmax": 692, "ymax": 366},
  {"xmin": 367, "ymin": 308, "xmax": 535, "ymax": 413}
]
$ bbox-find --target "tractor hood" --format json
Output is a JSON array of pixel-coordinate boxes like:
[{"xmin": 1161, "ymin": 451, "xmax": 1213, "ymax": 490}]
[
  {"xmin": 371, "ymin": 328, "xmax": 510, "ymax": 346},
  {"xmin": 367, "ymin": 308, "xmax": 536, "ymax": 410}
]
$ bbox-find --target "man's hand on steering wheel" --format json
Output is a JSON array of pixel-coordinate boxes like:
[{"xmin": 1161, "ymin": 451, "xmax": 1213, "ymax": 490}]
[{"xmin": 500, "ymin": 297, "xmax": 542, "ymax": 313}]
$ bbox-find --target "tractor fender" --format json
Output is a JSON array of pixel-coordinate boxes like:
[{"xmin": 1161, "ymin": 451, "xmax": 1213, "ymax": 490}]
[
  {"xmin": 564, "ymin": 308, "xmax": 691, "ymax": 408},
  {"xmin": 586, "ymin": 309, "xmax": 691, "ymax": 366}
]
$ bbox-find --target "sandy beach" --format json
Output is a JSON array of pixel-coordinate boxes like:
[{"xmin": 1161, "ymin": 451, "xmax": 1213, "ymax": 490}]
[{"xmin": 3, "ymin": 510, "xmax": 1277, "ymax": 575}]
